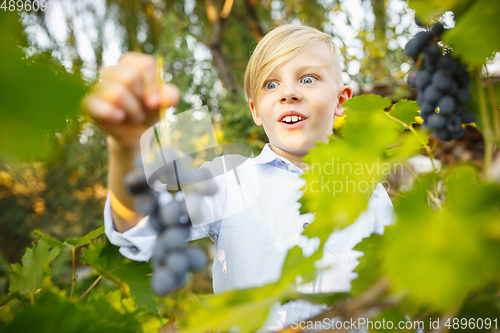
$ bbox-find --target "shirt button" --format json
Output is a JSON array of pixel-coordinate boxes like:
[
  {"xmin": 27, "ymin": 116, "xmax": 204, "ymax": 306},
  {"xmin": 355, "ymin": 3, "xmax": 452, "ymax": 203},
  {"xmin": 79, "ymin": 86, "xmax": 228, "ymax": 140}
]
[
  {"xmin": 303, "ymin": 222, "xmax": 309, "ymax": 230},
  {"xmin": 130, "ymin": 246, "xmax": 139, "ymax": 254}
]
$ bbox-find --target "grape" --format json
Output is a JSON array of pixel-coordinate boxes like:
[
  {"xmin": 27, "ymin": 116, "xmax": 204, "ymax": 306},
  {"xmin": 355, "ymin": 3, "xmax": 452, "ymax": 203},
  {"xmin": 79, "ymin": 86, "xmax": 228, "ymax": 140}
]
[
  {"xmin": 151, "ymin": 267, "xmax": 177, "ymax": 296},
  {"xmin": 437, "ymin": 95, "xmax": 456, "ymax": 114},
  {"xmin": 423, "ymin": 56, "xmax": 436, "ymax": 73},
  {"xmin": 159, "ymin": 226, "xmax": 190, "ymax": 250},
  {"xmin": 456, "ymin": 88, "xmax": 470, "ymax": 104},
  {"xmin": 448, "ymin": 81, "xmax": 458, "ymax": 95},
  {"xmin": 459, "ymin": 110, "xmax": 476, "ymax": 124},
  {"xmin": 152, "ymin": 243, "xmax": 168, "ymax": 268},
  {"xmin": 423, "ymin": 85, "xmax": 443, "ymax": 104},
  {"xmin": 450, "ymin": 127, "xmax": 465, "ymax": 140},
  {"xmin": 420, "ymin": 102, "xmax": 435, "ymax": 116},
  {"xmin": 426, "ymin": 113, "xmax": 446, "ymax": 129},
  {"xmin": 415, "ymin": 70, "xmax": 431, "ymax": 88},
  {"xmin": 447, "ymin": 114, "xmax": 462, "ymax": 132},
  {"xmin": 148, "ymin": 215, "xmax": 163, "ymax": 232},
  {"xmin": 434, "ymin": 128, "xmax": 452, "ymax": 141},
  {"xmin": 430, "ymin": 22, "xmax": 444, "ymax": 37},
  {"xmin": 432, "ymin": 71, "xmax": 454, "ymax": 92},
  {"xmin": 167, "ymin": 250, "xmax": 190, "ymax": 274},
  {"xmin": 175, "ymin": 271, "xmax": 189, "ymax": 287},
  {"xmin": 407, "ymin": 70, "xmax": 418, "ymax": 88},
  {"xmin": 404, "ymin": 38, "xmax": 421, "ymax": 59},
  {"xmin": 185, "ymin": 246, "xmax": 207, "ymax": 271},
  {"xmin": 159, "ymin": 201, "xmax": 182, "ymax": 227},
  {"xmin": 424, "ymin": 44, "xmax": 441, "ymax": 59},
  {"xmin": 415, "ymin": 31, "xmax": 432, "ymax": 46},
  {"xmin": 124, "ymin": 169, "xmax": 150, "ymax": 194},
  {"xmin": 405, "ymin": 22, "xmax": 472, "ymax": 141},
  {"xmin": 135, "ymin": 193, "xmax": 156, "ymax": 214}
]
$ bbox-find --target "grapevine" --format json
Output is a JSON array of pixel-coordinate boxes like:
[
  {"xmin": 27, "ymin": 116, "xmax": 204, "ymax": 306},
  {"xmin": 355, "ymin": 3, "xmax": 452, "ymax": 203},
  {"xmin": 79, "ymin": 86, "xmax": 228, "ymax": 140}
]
[{"xmin": 405, "ymin": 21, "xmax": 476, "ymax": 141}]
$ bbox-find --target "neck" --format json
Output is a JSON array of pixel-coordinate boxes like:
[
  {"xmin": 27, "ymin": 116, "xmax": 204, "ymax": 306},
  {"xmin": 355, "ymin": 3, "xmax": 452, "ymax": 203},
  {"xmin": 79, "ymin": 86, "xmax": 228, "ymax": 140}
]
[{"xmin": 269, "ymin": 143, "xmax": 310, "ymax": 170}]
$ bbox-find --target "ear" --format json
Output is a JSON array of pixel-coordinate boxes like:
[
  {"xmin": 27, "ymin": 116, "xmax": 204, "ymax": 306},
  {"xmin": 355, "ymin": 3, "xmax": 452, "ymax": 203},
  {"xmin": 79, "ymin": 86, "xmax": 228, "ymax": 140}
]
[
  {"xmin": 334, "ymin": 85, "xmax": 353, "ymax": 117},
  {"xmin": 249, "ymin": 100, "xmax": 263, "ymax": 126}
]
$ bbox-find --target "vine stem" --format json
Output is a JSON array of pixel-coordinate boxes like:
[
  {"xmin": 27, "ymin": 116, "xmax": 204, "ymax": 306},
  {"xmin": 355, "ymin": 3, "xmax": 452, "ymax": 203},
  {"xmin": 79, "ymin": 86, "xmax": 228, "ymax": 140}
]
[
  {"xmin": 476, "ymin": 67, "xmax": 494, "ymax": 175},
  {"xmin": 29, "ymin": 293, "xmax": 34, "ymax": 306},
  {"xmin": 386, "ymin": 112, "xmax": 440, "ymax": 198},
  {"xmin": 76, "ymin": 275, "xmax": 102, "ymax": 303},
  {"xmin": 69, "ymin": 247, "xmax": 76, "ymax": 301},
  {"xmin": 485, "ymin": 71, "xmax": 500, "ymax": 145}
]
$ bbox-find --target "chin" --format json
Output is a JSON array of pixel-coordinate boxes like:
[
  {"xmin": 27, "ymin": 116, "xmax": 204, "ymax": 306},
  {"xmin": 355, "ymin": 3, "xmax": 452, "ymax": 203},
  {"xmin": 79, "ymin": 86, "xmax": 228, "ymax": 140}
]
[{"xmin": 275, "ymin": 139, "xmax": 315, "ymax": 154}]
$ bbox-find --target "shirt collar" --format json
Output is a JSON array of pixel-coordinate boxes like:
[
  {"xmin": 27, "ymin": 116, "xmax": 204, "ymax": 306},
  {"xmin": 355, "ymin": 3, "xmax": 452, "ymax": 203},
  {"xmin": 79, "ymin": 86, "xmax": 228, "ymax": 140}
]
[{"xmin": 253, "ymin": 143, "xmax": 304, "ymax": 174}]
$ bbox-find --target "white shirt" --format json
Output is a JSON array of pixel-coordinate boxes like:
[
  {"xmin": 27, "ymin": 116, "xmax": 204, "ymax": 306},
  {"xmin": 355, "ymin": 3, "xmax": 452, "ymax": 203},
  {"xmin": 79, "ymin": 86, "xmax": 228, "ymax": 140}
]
[{"xmin": 104, "ymin": 143, "xmax": 396, "ymax": 331}]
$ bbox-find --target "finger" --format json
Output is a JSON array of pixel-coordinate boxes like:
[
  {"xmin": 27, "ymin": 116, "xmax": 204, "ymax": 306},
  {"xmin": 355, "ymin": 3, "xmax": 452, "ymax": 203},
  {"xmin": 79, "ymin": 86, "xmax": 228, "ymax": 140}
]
[
  {"xmin": 93, "ymin": 81, "xmax": 145, "ymax": 123},
  {"xmin": 159, "ymin": 83, "xmax": 181, "ymax": 109},
  {"xmin": 101, "ymin": 65, "xmax": 144, "ymax": 100},
  {"xmin": 82, "ymin": 96, "xmax": 125, "ymax": 123},
  {"xmin": 119, "ymin": 53, "xmax": 160, "ymax": 110}
]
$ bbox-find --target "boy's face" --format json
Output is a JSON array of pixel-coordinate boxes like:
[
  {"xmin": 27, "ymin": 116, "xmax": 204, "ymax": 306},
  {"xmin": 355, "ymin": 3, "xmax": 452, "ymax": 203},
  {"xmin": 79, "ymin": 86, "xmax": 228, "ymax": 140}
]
[{"xmin": 249, "ymin": 42, "xmax": 352, "ymax": 157}]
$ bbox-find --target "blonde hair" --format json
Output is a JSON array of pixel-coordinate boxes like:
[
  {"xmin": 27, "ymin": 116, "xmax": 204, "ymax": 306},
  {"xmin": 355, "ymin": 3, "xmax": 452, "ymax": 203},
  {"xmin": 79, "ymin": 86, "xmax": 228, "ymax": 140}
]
[{"xmin": 244, "ymin": 24, "xmax": 343, "ymax": 105}]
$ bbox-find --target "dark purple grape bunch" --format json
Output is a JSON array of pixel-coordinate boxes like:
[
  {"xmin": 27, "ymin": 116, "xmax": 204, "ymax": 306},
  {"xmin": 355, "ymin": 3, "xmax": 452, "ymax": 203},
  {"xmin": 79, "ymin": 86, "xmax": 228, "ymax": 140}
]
[
  {"xmin": 124, "ymin": 152, "xmax": 217, "ymax": 297},
  {"xmin": 405, "ymin": 21, "xmax": 476, "ymax": 141}
]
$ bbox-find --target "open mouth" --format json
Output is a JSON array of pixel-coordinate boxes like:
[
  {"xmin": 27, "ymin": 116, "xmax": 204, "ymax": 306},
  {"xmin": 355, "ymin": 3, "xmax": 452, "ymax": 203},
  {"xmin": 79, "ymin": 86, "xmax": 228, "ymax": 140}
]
[{"xmin": 280, "ymin": 115, "xmax": 304, "ymax": 125}]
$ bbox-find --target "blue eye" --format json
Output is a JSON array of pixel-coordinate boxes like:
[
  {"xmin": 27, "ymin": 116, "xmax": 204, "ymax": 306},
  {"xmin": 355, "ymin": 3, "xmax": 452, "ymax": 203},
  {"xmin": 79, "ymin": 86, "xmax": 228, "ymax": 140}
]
[
  {"xmin": 301, "ymin": 76, "xmax": 317, "ymax": 84},
  {"xmin": 265, "ymin": 81, "xmax": 278, "ymax": 90}
]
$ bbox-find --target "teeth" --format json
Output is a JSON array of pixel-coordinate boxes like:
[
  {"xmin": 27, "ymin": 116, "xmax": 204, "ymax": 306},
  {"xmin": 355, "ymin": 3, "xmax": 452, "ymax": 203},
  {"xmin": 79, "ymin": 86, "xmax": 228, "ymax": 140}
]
[{"xmin": 281, "ymin": 115, "xmax": 304, "ymax": 123}]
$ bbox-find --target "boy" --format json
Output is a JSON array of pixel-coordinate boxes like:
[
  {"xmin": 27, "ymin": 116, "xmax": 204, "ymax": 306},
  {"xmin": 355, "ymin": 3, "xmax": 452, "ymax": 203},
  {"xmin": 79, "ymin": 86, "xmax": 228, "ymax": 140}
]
[{"xmin": 83, "ymin": 24, "xmax": 395, "ymax": 331}]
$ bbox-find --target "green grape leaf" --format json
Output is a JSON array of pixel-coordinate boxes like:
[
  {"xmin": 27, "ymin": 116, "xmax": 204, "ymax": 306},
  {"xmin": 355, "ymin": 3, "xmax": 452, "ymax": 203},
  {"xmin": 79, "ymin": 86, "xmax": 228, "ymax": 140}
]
[
  {"xmin": 383, "ymin": 167, "xmax": 500, "ymax": 311},
  {"xmin": 351, "ymin": 233, "xmax": 385, "ymax": 296},
  {"xmin": 101, "ymin": 290, "xmax": 167, "ymax": 333},
  {"xmin": 406, "ymin": 0, "xmax": 474, "ymax": 22},
  {"xmin": 387, "ymin": 99, "xmax": 420, "ymax": 132},
  {"xmin": 80, "ymin": 238, "xmax": 156, "ymax": 312},
  {"xmin": 64, "ymin": 226, "xmax": 105, "ymax": 248},
  {"xmin": 31, "ymin": 229, "xmax": 65, "ymax": 248},
  {"xmin": 300, "ymin": 95, "xmax": 398, "ymax": 242},
  {"xmin": 0, "ymin": 11, "xmax": 87, "ymax": 162},
  {"xmin": 179, "ymin": 282, "xmax": 297, "ymax": 333},
  {"xmin": 279, "ymin": 246, "xmax": 322, "ymax": 286},
  {"xmin": 9, "ymin": 240, "xmax": 60, "ymax": 296},
  {"xmin": 385, "ymin": 129, "xmax": 428, "ymax": 162},
  {"xmin": 0, "ymin": 291, "xmax": 142, "ymax": 333},
  {"xmin": 443, "ymin": 0, "xmax": 500, "ymax": 65}
]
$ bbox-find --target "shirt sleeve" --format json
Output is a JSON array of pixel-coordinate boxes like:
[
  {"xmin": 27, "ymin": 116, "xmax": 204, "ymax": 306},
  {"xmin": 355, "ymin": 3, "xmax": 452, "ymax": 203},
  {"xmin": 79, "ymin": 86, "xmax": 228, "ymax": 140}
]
[
  {"xmin": 371, "ymin": 183, "xmax": 397, "ymax": 235},
  {"xmin": 103, "ymin": 158, "xmax": 227, "ymax": 262}
]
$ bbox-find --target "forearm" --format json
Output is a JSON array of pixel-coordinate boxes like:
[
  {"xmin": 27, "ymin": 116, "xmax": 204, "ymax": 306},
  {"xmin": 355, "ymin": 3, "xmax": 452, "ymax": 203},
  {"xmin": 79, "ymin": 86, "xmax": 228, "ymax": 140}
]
[{"xmin": 107, "ymin": 136, "xmax": 146, "ymax": 233}]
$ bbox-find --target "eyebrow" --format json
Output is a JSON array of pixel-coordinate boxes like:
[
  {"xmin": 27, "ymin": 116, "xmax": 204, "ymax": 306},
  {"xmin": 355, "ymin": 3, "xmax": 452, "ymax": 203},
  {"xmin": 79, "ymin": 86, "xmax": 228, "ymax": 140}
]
[
  {"xmin": 294, "ymin": 65, "xmax": 326, "ymax": 73},
  {"xmin": 267, "ymin": 65, "xmax": 326, "ymax": 80}
]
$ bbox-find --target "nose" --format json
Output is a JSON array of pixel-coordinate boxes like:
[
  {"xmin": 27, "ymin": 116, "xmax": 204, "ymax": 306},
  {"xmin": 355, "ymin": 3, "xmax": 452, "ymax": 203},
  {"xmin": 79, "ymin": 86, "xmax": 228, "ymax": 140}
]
[{"xmin": 280, "ymin": 83, "xmax": 301, "ymax": 103}]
